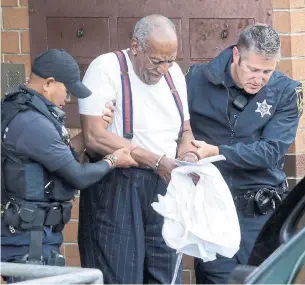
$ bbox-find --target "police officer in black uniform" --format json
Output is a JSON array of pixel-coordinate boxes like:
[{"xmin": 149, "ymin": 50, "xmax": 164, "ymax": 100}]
[
  {"xmin": 186, "ymin": 24, "xmax": 303, "ymax": 284},
  {"xmin": 1, "ymin": 49, "xmax": 136, "ymax": 283}
]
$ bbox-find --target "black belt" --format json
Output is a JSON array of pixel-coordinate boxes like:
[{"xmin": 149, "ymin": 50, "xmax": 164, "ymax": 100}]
[
  {"xmin": 1, "ymin": 199, "xmax": 72, "ymax": 264},
  {"xmin": 1, "ymin": 200, "xmax": 71, "ymax": 231}
]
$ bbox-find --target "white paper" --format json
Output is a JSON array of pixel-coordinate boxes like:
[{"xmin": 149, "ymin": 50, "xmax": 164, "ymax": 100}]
[{"xmin": 152, "ymin": 155, "xmax": 241, "ymax": 264}]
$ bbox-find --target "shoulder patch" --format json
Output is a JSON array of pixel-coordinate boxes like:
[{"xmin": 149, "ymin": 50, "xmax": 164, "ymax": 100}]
[{"xmin": 296, "ymin": 86, "xmax": 303, "ymax": 117}]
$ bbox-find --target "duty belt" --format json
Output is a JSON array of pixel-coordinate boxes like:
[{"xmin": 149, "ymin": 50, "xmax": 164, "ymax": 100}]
[
  {"xmin": 1, "ymin": 198, "xmax": 72, "ymax": 263},
  {"xmin": 233, "ymin": 185, "xmax": 288, "ymax": 217}
]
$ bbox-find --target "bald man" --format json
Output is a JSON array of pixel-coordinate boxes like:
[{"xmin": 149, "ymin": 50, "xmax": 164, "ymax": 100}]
[{"xmin": 77, "ymin": 15, "xmax": 198, "ymax": 284}]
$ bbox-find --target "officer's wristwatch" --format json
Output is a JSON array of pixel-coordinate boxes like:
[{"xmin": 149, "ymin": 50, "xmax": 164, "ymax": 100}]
[{"xmin": 104, "ymin": 154, "xmax": 118, "ymax": 169}]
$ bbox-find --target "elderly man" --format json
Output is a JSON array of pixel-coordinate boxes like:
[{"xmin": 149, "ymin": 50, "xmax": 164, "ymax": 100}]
[
  {"xmin": 77, "ymin": 15, "xmax": 198, "ymax": 284},
  {"xmin": 187, "ymin": 24, "xmax": 303, "ymax": 284}
]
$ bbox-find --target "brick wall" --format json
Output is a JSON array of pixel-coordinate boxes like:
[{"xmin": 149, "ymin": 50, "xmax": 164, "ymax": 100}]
[
  {"xmin": 1, "ymin": 1, "xmax": 304, "ymax": 284},
  {"xmin": 1, "ymin": 0, "xmax": 31, "ymax": 79},
  {"xmin": 273, "ymin": 0, "xmax": 305, "ymax": 188}
]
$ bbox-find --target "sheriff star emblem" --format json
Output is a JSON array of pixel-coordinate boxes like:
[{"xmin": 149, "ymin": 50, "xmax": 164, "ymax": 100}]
[{"xmin": 255, "ymin": 99, "xmax": 272, "ymax": 118}]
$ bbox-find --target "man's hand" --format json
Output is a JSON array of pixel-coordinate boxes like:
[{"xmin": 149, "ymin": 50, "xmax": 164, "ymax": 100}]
[
  {"xmin": 157, "ymin": 156, "xmax": 177, "ymax": 184},
  {"xmin": 102, "ymin": 100, "xmax": 116, "ymax": 127},
  {"xmin": 113, "ymin": 145, "xmax": 139, "ymax": 168},
  {"xmin": 192, "ymin": 140, "xmax": 219, "ymax": 158}
]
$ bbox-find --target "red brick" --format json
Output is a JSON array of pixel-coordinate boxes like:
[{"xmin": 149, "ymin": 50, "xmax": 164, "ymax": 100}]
[
  {"xmin": 293, "ymin": 58, "xmax": 305, "ymax": 81},
  {"xmin": 2, "ymin": 7, "xmax": 29, "ymax": 29},
  {"xmin": 291, "ymin": 10, "xmax": 305, "ymax": 32},
  {"xmin": 183, "ymin": 255, "xmax": 194, "ymax": 270},
  {"xmin": 59, "ymin": 244, "xmax": 65, "ymax": 256},
  {"xmin": 273, "ymin": 10, "xmax": 305, "ymax": 33},
  {"xmin": 289, "ymin": 129, "xmax": 305, "ymax": 153},
  {"xmin": 65, "ymin": 244, "xmax": 81, "ymax": 267},
  {"xmin": 277, "ymin": 60, "xmax": 293, "ymax": 78},
  {"xmin": 280, "ymin": 35, "xmax": 305, "ymax": 58},
  {"xmin": 277, "ymin": 58, "xmax": 305, "ymax": 81},
  {"xmin": 293, "ymin": 154, "xmax": 305, "ymax": 177},
  {"xmin": 272, "ymin": 0, "xmax": 305, "ymax": 9},
  {"xmin": 3, "ymin": 54, "xmax": 31, "ymax": 77},
  {"xmin": 183, "ymin": 270, "xmax": 191, "ymax": 284},
  {"xmin": 1, "ymin": 0, "xmax": 18, "ymax": 7},
  {"xmin": 20, "ymin": 30, "xmax": 30, "ymax": 53},
  {"xmin": 1, "ymin": 31, "xmax": 19, "ymax": 53},
  {"xmin": 63, "ymin": 220, "xmax": 78, "ymax": 242},
  {"xmin": 71, "ymin": 196, "xmax": 79, "ymax": 219},
  {"xmin": 20, "ymin": 0, "xmax": 28, "ymax": 6},
  {"xmin": 273, "ymin": 11, "xmax": 291, "ymax": 33},
  {"xmin": 191, "ymin": 269, "xmax": 196, "ymax": 284}
]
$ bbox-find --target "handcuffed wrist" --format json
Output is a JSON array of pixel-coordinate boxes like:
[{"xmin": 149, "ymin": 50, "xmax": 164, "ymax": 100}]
[{"xmin": 178, "ymin": 150, "xmax": 201, "ymax": 161}]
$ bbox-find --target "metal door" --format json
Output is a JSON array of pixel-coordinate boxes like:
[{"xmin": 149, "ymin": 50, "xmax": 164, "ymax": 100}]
[{"xmin": 29, "ymin": 0, "xmax": 272, "ymax": 128}]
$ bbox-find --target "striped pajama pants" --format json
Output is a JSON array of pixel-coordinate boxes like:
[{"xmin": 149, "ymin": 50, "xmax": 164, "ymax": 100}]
[{"xmin": 78, "ymin": 167, "xmax": 182, "ymax": 284}]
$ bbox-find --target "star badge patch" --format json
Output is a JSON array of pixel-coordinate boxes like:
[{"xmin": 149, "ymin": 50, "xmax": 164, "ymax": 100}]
[{"xmin": 255, "ymin": 99, "xmax": 272, "ymax": 118}]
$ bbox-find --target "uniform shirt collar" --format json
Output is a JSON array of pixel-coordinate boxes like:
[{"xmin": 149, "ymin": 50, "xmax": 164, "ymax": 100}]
[
  {"xmin": 224, "ymin": 60, "xmax": 236, "ymax": 88},
  {"xmin": 20, "ymin": 85, "xmax": 56, "ymax": 107}
]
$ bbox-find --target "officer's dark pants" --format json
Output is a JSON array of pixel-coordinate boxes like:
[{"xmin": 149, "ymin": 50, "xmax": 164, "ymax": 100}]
[
  {"xmin": 194, "ymin": 210, "xmax": 272, "ymax": 284},
  {"xmin": 78, "ymin": 168, "xmax": 182, "ymax": 284},
  {"xmin": 1, "ymin": 226, "xmax": 61, "ymax": 284}
]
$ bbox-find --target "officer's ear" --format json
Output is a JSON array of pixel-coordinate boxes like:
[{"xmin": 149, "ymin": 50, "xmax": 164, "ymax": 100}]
[
  {"xmin": 42, "ymin": 77, "xmax": 56, "ymax": 91},
  {"xmin": 232, "ymin": 46, "xmax": 241, "ymax": 65}
]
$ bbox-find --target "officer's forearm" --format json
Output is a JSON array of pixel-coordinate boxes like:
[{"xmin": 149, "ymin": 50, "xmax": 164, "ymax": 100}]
[
  {"xmin": 55, "ymin": 159, "xmax": 111, "ymax": 190},
  {"xmin": 219, "ymin": 140, "xmax": 287, "ymax": 170}
]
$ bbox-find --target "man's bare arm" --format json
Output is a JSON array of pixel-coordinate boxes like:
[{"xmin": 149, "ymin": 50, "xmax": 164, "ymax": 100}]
[
  {"xmin": 70, "ymin": 132, "xmax": 85, "ymax": 154},
  {"xmin": 177, "ymin": 120, "xmax": 199, "ymax": 159},
  {"xmin": 69, "ymin": 105, "xmax": 111, "ymax": 155},
  {"xmin": 81, "ymin": 114, "xmax": 161, "ymax": 168}
]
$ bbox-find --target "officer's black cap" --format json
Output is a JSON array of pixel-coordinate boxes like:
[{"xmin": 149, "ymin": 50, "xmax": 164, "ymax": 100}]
[{"xmin": 32, "ymin": 49, "xmax": 91, "ymax": 99}]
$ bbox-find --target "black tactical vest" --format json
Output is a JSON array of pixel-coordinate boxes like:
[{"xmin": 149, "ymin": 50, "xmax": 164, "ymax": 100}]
[{"xmin": 1, "ymin": 88, "xmax": 78, "ymax": 203}]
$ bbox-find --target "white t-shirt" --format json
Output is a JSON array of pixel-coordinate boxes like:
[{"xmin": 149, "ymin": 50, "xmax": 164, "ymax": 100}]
[{"xmin": 78, "ymin": 49, "xmax": 190, "ymax": 159}]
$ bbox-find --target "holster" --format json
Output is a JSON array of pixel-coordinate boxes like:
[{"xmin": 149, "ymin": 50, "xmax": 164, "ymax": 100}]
[{"xmin": 234, "ymin": 186, "xmax": 287, "ymax": 217}]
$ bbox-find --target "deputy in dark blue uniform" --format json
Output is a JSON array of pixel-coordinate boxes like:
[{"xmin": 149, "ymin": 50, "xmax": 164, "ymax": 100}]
[
  {"xmin": 1, "ymin": 49, "xmax": 135, "ymax": 283},
  {"xmin": 186, "ymin": 24, "xmax": 303, "ymax": 284}
]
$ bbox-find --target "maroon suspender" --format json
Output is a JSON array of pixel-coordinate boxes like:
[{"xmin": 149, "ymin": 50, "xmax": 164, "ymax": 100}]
[
  {"xmin": 114, "ymin": 50, "xmax": 184, "ymax": 143},
  {"xmin": 114, "ymin": 51, "xmax": 133, "ymax": 139},
  {"xmin": 164, "ymin": 72, "xmax": 184, "ymax": 142}
]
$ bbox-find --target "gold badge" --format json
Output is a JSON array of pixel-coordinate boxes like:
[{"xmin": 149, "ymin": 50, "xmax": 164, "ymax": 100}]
[{"xmin": 296, "ymin": 86, "xmax": 303, "ymax": 117}]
